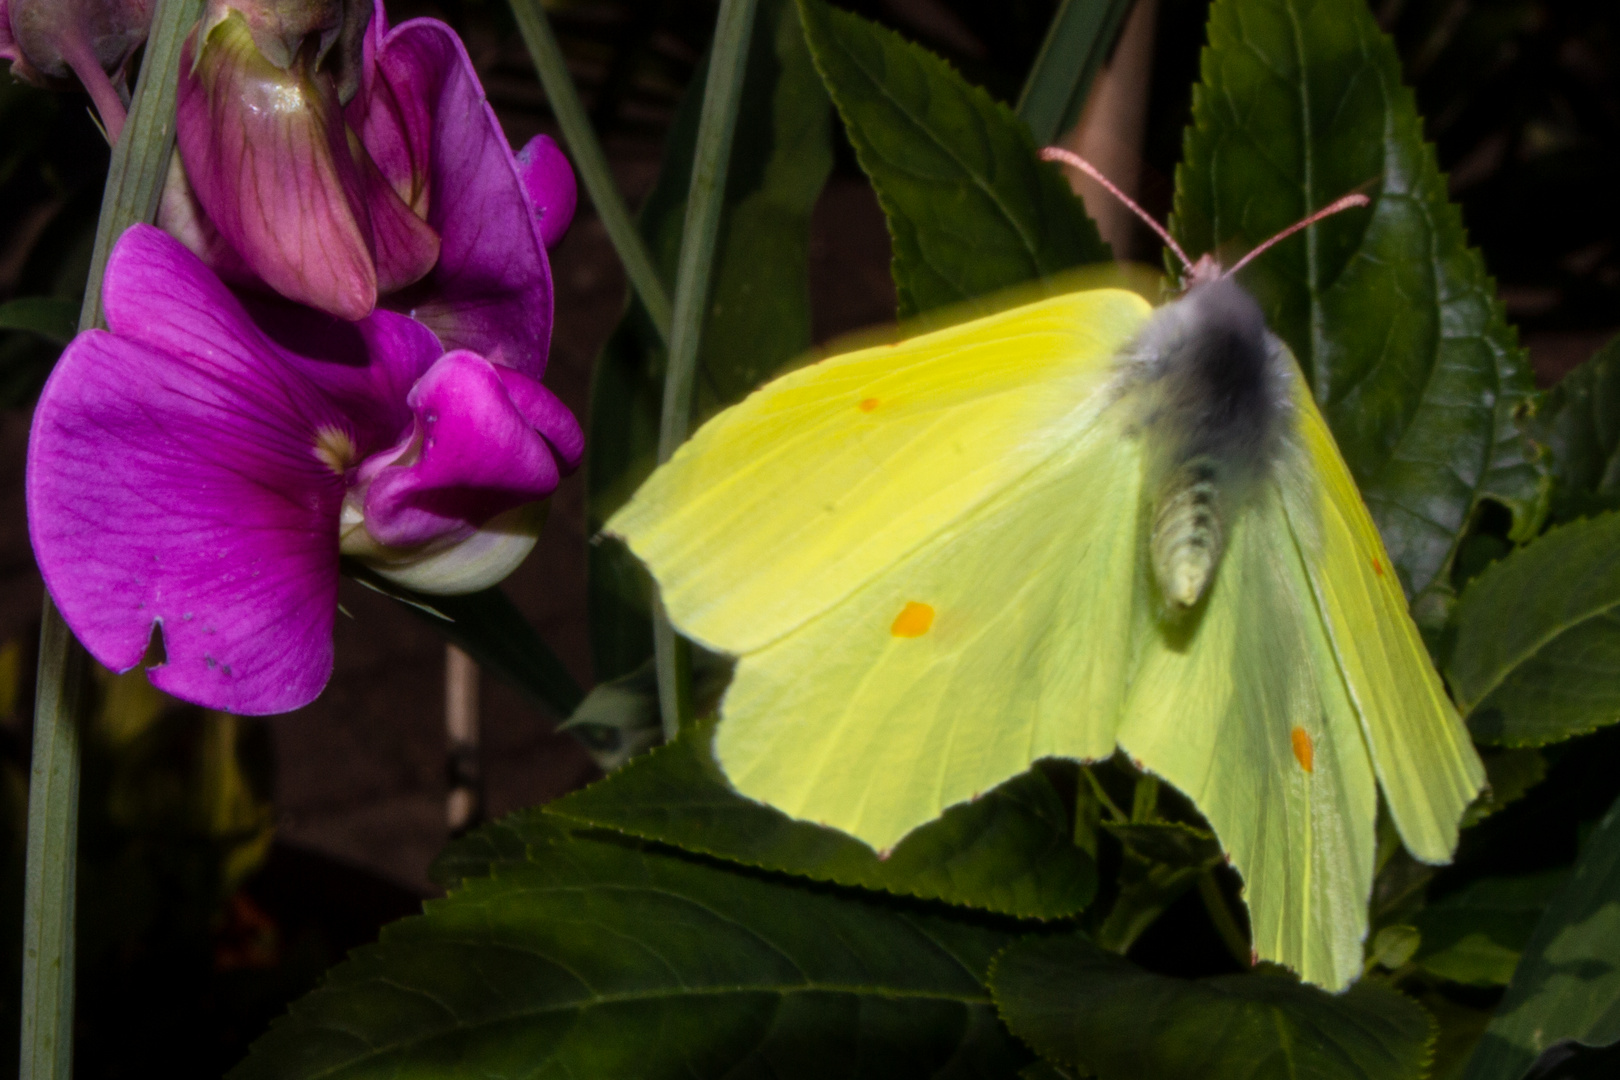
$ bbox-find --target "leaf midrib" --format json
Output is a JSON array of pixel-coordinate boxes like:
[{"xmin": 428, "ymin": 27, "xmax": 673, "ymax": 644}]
[
  {"xmin": 815, "ymin": 8, "xmax": 1044, "ymax": 281},
  {"xmin": 276, "ymin": 982, "xmax": 996, "ymax": 1080}
]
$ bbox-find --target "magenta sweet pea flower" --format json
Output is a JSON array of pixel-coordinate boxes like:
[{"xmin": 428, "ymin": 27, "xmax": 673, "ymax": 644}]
[
  {"xmin": 168, "ymin": 0, "xmax": 577, "ymax": 377},
  {"xmin": 26, "ymin": 225, "xmax": 582, "ymax": 715}
]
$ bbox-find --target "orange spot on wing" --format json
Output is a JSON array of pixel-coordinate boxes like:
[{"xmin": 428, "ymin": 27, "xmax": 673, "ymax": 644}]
[
  {"xmin": 858, "ymin": 397, "xmax": 880, "ymax": 412},
  {"xmin": 890, "ymin": 601, "xmax": 934, "ymax": 638},
  {"xmin": 1291, "ymin": 727, "xmax": 1315, "ymax": 773},
  {"xmin": 1372, "ymin": 557, "xmax": 1384, "ymax": 577}
]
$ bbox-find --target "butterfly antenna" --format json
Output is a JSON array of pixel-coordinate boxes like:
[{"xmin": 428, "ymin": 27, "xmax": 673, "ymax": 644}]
[
  {"xmin": 1222, "ymin": 193, "xmax": 1371, "ymax": 279},
  {"xmin": 1040, "ymin": 146, "xmax": 1194, "ymax": 274}
]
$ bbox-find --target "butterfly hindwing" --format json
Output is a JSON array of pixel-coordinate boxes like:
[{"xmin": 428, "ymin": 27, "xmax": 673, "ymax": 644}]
[
  {"xmin": 1118, "ymin": 471, "xmax": 1380, "ymax": 991},
  {"xmin": 716, "ymin": 403, "xmax": 1145, "ymax": 847},
  {"xmin": 1283, "ymin": 381, "xmax": 1485, "ymax": 862}
]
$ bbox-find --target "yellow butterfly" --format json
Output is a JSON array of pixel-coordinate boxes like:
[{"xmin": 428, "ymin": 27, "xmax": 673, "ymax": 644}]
[{"xmin": 607, "ymin": 153, "xmax": 1484, "ymax": 991}]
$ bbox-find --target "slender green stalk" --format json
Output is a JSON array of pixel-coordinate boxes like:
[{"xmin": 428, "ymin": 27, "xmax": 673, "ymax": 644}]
[
  {"xmin": 19, "ymin": 608, "xmax": 86, "ymax": 1080},
  {"xmin": 1197, "ymin": 870, "xmax": 1253, "ymax": 968},
  {"xmin": 1129, "ymin": 772, "xmax": 1160, "ymax": 822},
  {"xmin": 20, "ymin": 3, "xmax": 200, "ymax": 1077},
  {"xmin": 1082, "ymin": 765, "xmax": 1128, "ymax": 823},
  {"xmin": 508, "ymin": 0, "xmax": 673, "ymax": 342},
  {"xmin": 656, "ymin": 0, "xmax": 758, "ymax": 462},
  {"xmin": 1016, "ymin": 0, "xmax": 1135, "ymax": 146},
  {"xmin": 80, "ymin": 0, "xmax": 201, "ymax": 332},
  {"xmin": 650, "ymin": 0, "xmax": 758, "ymax": 739}
]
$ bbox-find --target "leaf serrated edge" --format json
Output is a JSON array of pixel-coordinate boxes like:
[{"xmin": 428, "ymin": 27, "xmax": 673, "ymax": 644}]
[
  {"xmin": 1449, "ymin": 510, "xmax": 1620, "ymax": 717},
  {"xmin": 793, "ymin": 0, "xmax": 1103, "ymax": 318},
  {"xmin": 544, "ymin": 741, "xmax": 1082, "ymax": 922},
  {"xmin": 986, "ymin": 937, "xmax": 1089, "ymax": 1074}
]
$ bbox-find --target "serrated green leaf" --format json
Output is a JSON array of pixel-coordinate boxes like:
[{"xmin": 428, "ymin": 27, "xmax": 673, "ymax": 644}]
[
  {"xmin": 1449, "ymin": 512, "xmax": 1620, "ymax": 746},
  {"xmin": 235, "ymin": 830, "xmax": 1030, "ymax": 1080},
  {"xmin": 427, "ymin": 809, "xmax": 571, "ymax": 888},
  {"xmin": 991, "ymin": 933, "xmax": 1434, "ymax": 1080},
  {"xmin": 546, "ymin": 719, "xmax": 1095, "ymax": 919},
  {"xmin": 1411, "ymin": 870, "xmax": 1569, "ymax": 987},
  {"xmin": 796, "ymin": 0, "xmax": 1108, "ymax": 321},
  {"xmin": 587, "ymin": 0, "xmax": 832, "ymax": 680},
  {"xmin": 1463, "ymin": 748, "xmax": 1547, "ymax": 828},
  {"xmin": 1423, "ymin": 990, "xmax": 1496, "ymax": 1080},
  {"xmin": 1174, "ymin": 0, "xmax": 1545, "ymax": 608},
  {"xmin": 0, "ymin": 296, "xmax": 77, "ymax": 345},
  {"xmin": 1521, "ymin": 333, "xmax": 1620, "ymax": 525},
  {"xmin": 1463, "ymin": 792, "xmax": 1620, "ymax": 1080}
]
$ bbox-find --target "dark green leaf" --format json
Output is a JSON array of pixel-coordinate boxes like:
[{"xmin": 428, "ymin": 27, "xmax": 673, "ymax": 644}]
[
  {"xmin": 235, "ymin": 830, "xmax": 1030, "ymax": 1080},
  {"xmin": 0, "ymin": 297, "xmax": 77, "ymax": 345},
  {"xmin": 796, "ymin": 0, "xmax": 1108, "ymax": 321},
  {"xmin": 992, "ymin": 933, "xmax": 1433, "ymax": 1080},
  {"xmin": 587, "ymin": 0, "xmax": 832, "ymax": 680},
  {"xmin": 427, "ymin": 809, "xmax": 571, "ymax": 888},
  {"xmin": 1521, "ymin": 334, "xmax": 1620, "ymax": 525},
  {"xmin": 1463, "ymin": 748, "xmax": 1548, "ymax": 828},
  {"xmin": 1449, "ymin": 512, "xmax": 1620, "ymax": 746},
  {"xmin": 1174, "ymin": 0, "xmax": 1545, "ymax": 610},
  {"xmin": 1019, "ymin": 1063, "xmax": 1079, "ymax": 1080},
  {"xmin": 1015, "ymin": 0, "xmax": 1134, "ymax": 145},
  {"xmin": 1521, "ymin": 1039, "xmax": 1620, "ymax": 1080},
  {"xmin": 1463, "ymin": 792, "xmax": 1620, "ymax": 1080},
  {"xmin": 547, "ymin": 719, "xmax": 1095, "ymax": 919},
  {"xmin": 1422, "ymin": 990, "xmax": 1496, "ymax": 1080},
  {"xmin": 1411, "ymin": 870, "xmax": 1570, "ymax": 986}
]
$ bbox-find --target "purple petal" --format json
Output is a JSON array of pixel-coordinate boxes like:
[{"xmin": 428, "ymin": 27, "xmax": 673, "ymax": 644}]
[
  {"xmin": 177, "ymin": 15, "xmax": 378, "ymax": 320},
  {"xmin": 239, "ymin": 294, "xmax": 442, "ymax": 454},
  {"xmin": 516, "ymin": 135, "xmax": 577, "ymax": 249},
  {"xmin": 156, "ymin": 153, "xmax": 259, "ymax": 285},
  {"xmin": 361, "ymin": 351, "xmax": 567, "ymax": 548},
  {"xmin": 28, "ymin": 226, "xmax": 352, "ymax": 714},
  {"xmin": 494, "ymin": 364, "xmax": 584, "ymax": 469},
  {"xmin": 367, "ymin": 17, "xmax": 555, "ymax": 375},
  {"xmin": 358, "ymin": 146, "xmax": 440, "ymax": 295}
]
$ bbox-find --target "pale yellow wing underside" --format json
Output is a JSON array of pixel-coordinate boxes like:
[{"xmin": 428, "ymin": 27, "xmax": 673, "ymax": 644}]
[
  {"xmin": 1286, "ymin": 384, "xmax": 1485, "ymax": 862},
  {"xmin": 608, "ymin": 289, "xmax": 1154, "ymax": 655},
  {"xmin": 1117, "ymin": 477, "xmax": 1379, "ymax": 991},
  {"xmin": 609, "ymin": 289, "xmax": 1482, "ymax": 993}
]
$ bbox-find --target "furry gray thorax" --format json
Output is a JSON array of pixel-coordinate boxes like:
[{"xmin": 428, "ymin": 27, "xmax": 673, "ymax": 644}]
[{"xmin": 1122, "ymin": 276, "xmax": 1293, "ymax": 613}]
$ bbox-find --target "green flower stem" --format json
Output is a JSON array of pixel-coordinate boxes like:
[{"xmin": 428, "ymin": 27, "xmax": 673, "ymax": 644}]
[
  {"xmin": 79, "ymin": 0, "xmax": 201, "ymax": 333},
  {"xmin": 508, "ymin": 0, "xmax": 673, "ymax": 343},
  {"xmin": 20, "ymin": 2, "xmax": 200, "ymax": 1077},
  {"xmin": 651, "ymin": 0, "xmax": 759, "ymax": 740},
  {"xmin": 1015, "ymin": 0, "xmax": 1134, "ymax": 146},
  {"xmin": 19, "ymin": 608, "xmax": 86, "ymax": 1080}
]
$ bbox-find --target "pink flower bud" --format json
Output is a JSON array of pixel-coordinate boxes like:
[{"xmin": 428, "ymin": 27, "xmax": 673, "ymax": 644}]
[
  {"xmin": 1, "ymin": 0, "xmax": 155, "ymax": 139},
  {"xmin": 175, "ymin": 8, "xmax": 437, "ymax": 320}
]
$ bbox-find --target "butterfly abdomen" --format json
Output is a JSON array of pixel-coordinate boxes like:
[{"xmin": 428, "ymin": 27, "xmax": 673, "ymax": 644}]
[
  {"xmin": 1128, "ymin": 276, "xmax": 1290, "ymax": 613},
  {"xmin": 1151, "ymin": 458, "xmax": 1224, "ymax": 609}
]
